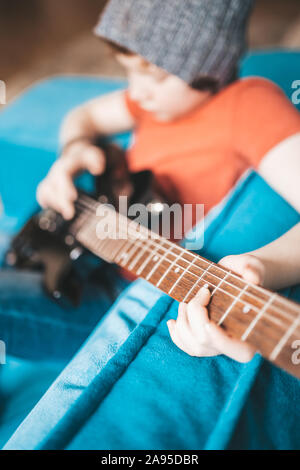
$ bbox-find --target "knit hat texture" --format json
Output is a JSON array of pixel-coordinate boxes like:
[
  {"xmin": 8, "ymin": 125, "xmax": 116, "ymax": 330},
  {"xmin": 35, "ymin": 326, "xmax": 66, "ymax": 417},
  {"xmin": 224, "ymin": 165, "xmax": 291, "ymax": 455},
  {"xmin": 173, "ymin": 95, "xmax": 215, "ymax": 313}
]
[{"xmin": 95, "ymin": 0, "xmax": 254, "ymax": 87}]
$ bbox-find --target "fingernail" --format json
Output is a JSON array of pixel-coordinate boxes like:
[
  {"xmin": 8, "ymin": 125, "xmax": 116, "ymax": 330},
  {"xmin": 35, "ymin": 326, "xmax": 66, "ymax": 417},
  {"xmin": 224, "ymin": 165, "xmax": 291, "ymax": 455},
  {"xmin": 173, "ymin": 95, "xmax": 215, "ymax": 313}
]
[{"xmin": 198, "ymin": 286, "xmax": 210, "ymax": 295}]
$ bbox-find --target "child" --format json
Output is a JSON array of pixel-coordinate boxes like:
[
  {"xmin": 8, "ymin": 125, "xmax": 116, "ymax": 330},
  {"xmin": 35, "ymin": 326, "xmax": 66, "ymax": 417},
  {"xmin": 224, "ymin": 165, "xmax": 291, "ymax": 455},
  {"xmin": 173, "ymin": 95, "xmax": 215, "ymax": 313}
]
[
  {"xmin": 20, "ymin": 0, "xmax": 300, "ymax": 361},
  {"xmin": 37, "ymin": 0, "xmax": 257, "ymax": 221},
  {"xmin": 38, "ymin": 0, "xmax": 300, "ymax": 222},
  {"xmin": 168, "ymin": 222, "xmax": 300, "ymax": 362}
]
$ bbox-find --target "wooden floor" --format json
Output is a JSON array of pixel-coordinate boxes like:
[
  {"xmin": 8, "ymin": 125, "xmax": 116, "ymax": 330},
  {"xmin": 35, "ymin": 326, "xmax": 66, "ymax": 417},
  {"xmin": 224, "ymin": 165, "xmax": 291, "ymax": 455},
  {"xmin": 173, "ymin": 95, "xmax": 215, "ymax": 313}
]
[{"xmin": 1, "ymin": 0, "xmax": 300, "ymax": 102}]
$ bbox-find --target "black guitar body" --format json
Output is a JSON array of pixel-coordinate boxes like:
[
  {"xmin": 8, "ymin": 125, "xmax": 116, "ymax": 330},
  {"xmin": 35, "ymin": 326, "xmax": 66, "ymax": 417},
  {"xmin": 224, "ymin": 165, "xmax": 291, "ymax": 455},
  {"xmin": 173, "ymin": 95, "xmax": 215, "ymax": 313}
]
[{"xmin": 5, "ymin": 143, "xmax": 169, "ymax": 307}]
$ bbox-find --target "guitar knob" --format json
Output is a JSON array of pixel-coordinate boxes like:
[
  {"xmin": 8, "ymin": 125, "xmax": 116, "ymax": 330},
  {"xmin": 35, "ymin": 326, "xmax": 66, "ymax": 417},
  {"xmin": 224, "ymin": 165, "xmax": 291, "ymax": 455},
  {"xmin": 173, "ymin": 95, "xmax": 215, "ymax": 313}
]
[
  {"xmin": 65, "ymin": 235, "xmax": 75, "ymax": 246},
  {"xmin": 98, "ymin": 195, "xmax": 109, "ymax": 204},
  {"xmin": 53, "ymin": 291, "xmax": 62, "ymax": 300},
  {"xmin": 70, "ymin": 247, "xmax": 83, "ymax": 261},
  {"xmin": 39, "ymin": 215, "xmax": 56, "ymax": 232}
]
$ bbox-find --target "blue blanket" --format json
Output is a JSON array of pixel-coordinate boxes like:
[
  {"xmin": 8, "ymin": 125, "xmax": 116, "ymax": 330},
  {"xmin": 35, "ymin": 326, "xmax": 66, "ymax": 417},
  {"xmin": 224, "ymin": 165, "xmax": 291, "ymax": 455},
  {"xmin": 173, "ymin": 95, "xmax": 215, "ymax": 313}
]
[
  {"xmin": 1, "ymin": 51, "xmax": 300, "ymax": 449},
  {"xmin": 3, "ymin": 170, "xmax": 300, "ymax": 450}
]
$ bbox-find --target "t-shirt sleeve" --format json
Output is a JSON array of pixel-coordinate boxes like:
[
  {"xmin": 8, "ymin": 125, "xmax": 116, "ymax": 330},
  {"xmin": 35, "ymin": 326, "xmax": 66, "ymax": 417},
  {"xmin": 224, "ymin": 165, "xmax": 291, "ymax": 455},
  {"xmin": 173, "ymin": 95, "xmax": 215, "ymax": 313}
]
[{"xmin": 233, "ymin": 78, "xmax": 300, "ymax": 168}]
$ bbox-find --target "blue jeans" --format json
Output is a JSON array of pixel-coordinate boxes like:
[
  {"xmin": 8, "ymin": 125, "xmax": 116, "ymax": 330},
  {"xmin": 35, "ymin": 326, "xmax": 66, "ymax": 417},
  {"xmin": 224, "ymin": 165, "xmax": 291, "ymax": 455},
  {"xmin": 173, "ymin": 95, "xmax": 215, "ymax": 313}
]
[{"xmin": 0, "ymin": 232, "xmax": 129, "ymax": 361}]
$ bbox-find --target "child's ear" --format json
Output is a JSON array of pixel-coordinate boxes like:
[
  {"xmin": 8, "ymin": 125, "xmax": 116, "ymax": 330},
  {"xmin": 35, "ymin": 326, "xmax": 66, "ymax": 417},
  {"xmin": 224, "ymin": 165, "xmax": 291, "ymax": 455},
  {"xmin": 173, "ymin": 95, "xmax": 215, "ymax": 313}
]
[
  {"xmin": 102, "ymin": 38, "xmax": 134, "ymax": 57},
  {"xmin": 190, "ymin": 77, "xmax": 219, "ymax": 94}
]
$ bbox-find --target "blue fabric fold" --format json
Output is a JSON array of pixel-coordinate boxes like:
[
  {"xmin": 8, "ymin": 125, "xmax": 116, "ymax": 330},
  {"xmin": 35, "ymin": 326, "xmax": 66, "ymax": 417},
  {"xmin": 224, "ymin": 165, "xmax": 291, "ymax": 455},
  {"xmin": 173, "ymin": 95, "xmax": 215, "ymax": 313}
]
[{"xmin": 3, "ymin": 281, "xmax": 166, "ymax": 450}]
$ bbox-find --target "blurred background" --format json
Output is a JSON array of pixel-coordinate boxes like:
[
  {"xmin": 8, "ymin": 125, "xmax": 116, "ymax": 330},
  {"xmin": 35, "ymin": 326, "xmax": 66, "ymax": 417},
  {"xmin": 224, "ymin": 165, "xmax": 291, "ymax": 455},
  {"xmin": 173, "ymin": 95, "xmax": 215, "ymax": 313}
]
[{"xmin": 1, "ymin": 0, "xmax": 300, "ymax": 103}]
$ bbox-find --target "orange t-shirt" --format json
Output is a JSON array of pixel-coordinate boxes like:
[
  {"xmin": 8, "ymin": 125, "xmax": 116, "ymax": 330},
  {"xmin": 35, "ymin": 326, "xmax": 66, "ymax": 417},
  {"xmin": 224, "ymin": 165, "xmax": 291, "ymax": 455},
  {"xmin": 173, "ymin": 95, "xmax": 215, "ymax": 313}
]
[{"xmin": 125, "ymin": 78, "xmax": 300, "ymax": 218}]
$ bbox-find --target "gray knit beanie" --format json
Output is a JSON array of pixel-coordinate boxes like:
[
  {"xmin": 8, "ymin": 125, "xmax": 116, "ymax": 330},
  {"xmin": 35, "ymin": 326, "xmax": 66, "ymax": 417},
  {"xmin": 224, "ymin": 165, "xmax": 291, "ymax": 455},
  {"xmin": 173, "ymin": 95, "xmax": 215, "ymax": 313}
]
[{"xmin": 95, "ymin": 0, "xmax": 254, "ymax": 88}]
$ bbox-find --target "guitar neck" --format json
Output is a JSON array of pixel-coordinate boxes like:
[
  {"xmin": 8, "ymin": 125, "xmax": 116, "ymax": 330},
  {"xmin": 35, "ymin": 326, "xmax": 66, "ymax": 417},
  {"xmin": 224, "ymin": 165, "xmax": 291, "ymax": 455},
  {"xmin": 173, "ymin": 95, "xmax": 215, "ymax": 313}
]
[{"xmin": 71, "ymin": 195, "xmax": 300, "ymax": 379}]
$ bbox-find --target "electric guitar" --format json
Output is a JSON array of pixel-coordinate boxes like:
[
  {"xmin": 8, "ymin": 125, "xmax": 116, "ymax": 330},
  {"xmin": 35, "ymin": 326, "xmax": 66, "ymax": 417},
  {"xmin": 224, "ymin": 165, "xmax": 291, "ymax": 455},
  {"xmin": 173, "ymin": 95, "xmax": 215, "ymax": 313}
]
[
  {"xmin": 5, "ymin": 142, "xmax": 171, "ymax": 305},
  {"xmin": 6, "ymin": 145, "xmax": 300, "ymax": 379}
]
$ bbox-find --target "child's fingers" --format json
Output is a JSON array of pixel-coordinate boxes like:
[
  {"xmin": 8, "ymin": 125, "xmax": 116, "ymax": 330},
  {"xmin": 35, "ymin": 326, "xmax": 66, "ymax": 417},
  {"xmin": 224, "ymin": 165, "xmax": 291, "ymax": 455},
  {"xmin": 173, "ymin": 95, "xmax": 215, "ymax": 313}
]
[
  {"xmin": 186, "ymin": 292, "xmax": 211, "ymax": 344},
  {"xmin": 169, "ymin": 303, "xmax": 204, "ymax": 356},
  {"xmin": 37, "ymin": 182, "xmax": 75, "ymax": 220},
  {"xmin": 176, "ymin": 303, "xmax": 201, "ymax": 354},
  {"xmin": 181, "ymin": 293, "xmax": 221, "ymax": 356},
  {"xmin": 242, "ymin": 259, "xmax": 265, "ymax": 286},
  {"xmin": 36, "ymin": 182, "xmax": 48, "ymax": 209},
  {"xmin": 167, "ymin": 318, "xmax": 195, "ymax": 356},
  {"xmin": 168, "ymin": 317, "xmax": 221, "ymax": 358},
  {"xmin": 176, "ymin": 302, "xmax": 191, "ymax": 336},
  {"xmin": 167, "ymin": 320, "xmax": 182, "ymax": 350},
  {"xmin": 195, "ymin": 286, "xmax": 211, "ymax": 306},
  {"xmin": 169, "ymin": 287, "xmax": 256, "ymax": 362},
  {"xmin": 185, "ymin": 288, "xmax": 255, "ymax": 360},
  {"xmin": 166, "ymin": 319, "xmax": 179, "ymax": 345},
  {"xmin": 63, "ymin": 146, "xmax": 106, "ymax": 176},
  {"xmin": 205, "ymin": 322, "xmax": 256, "ymax": 363},
  {"xmin": 82, "ymin": 147, "xmax": 106, "ymax": 175},
  {"xmin": 219, "ymin": 254, "xmax": 265, "ymax": 286},
  {"xmin": 55, "ymin": 172, "xmax": 78, "ymax": 202}
]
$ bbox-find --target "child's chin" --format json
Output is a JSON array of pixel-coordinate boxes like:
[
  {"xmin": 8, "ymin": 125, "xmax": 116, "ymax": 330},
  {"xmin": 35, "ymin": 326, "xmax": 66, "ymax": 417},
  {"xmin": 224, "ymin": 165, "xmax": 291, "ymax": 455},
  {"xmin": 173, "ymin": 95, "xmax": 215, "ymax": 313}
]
[{"xmin": 154, "ymin": 111, "xmax": 174, "ymax": 122}]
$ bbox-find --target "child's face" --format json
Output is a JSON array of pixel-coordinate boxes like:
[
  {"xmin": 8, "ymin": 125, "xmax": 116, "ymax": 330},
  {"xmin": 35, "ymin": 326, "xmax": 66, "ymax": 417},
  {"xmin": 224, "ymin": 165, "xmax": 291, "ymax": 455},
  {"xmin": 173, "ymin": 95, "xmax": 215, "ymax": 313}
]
[{"xmin": 117, "ymin": 54, "xmax": 212, "ymax": 122}]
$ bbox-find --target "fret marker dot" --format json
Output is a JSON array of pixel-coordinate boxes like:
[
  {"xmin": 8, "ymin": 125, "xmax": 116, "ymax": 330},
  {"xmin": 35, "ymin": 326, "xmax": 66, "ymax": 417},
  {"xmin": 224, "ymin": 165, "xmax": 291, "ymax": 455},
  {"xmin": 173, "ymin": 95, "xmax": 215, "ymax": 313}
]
[
  {"xmin": 174, "ymin": 268, "xmax": 180, "ymax": 274},
  {"xmin": 70, "ymin": 247, "xmax": 82, "ymax": 261},
  {"xmin": 243, "ymin": 305, "xmax": 251, "ymax": 314},
  {"xmin": 153, "ymin": 256, "xmax": 159, "ymax": 262}
]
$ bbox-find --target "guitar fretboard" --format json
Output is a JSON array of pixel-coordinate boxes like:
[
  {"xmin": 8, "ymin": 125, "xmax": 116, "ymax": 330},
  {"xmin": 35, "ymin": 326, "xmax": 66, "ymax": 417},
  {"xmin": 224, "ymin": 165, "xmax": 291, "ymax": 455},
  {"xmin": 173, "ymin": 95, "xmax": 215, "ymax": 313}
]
[{"xmin": 71, "ymin": 195, "xmax": 300, "ymax": 379}]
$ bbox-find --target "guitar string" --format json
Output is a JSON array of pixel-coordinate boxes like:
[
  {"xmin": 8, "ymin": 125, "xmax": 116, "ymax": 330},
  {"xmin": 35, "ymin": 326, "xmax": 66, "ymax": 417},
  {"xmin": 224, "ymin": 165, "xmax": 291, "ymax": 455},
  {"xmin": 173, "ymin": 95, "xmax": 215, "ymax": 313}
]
[
  {"xmin": 74, "ymin": 196, "xmax": 300, "ymax": 327},
  {"xmin": 68, "ymin": 202, "xmax": 300, "ymax": 374},
  {"xmin": 73, "ymin": 201, "xmax": 300, "ymax": 345},
  {"xmin": 87, "ymin": 228, "xmax": 291, "ymax": 331},
  {"xmin": 75, "ymin": 220, "xmax": 299, "ymax": 348},
  {"xmin": 72, "ymin": 199, "xmax": 300, "ymax": 342},
  {"xmin": 77, "ymin": 194, "xmax": 300, "ymax": 315},
  {"xmin": 73, "ymin": 197, "xmax": 300, "ymax": 327}
]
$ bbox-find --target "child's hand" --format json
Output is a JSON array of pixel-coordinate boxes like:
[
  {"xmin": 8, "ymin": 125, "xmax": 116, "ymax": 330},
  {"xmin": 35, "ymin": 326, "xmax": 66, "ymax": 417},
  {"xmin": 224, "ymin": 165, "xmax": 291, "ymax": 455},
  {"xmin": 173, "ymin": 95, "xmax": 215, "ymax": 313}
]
[
  {"xmin": 219, "ymin": 254, "xmax": 266, "ymax": 287},
  {"xmin": 37, "ymin": 139, "xmax": 105, "ymax": 220},
  {"xmin": 167, "ymin": 254, "xmax": 266, "ymax": 362}
]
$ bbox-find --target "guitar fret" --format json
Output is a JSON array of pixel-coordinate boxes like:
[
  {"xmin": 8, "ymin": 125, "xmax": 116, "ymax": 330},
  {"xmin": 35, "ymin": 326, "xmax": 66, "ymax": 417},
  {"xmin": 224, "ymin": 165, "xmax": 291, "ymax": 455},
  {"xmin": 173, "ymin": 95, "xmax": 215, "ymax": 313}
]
[
  {"xmin": 242, "ymin": 293, "xmax": 276, "ymax": 341},
  {"xmin": 168, "ymin": 257, "xmax": 196, "ymax": 295},
  {"xmin": 115, "ymin": 241, "xmax": 133, "ymax": 264},
  {"xmin": 111, "ymin": 224, "xmax": 133, "ymax": 263},
  {"xmin": 269, "ymin": 314, "xmax": 300, "ymax": 361},
  {"xmin": 218, "ymin": 284, "xmax": 249, "ymax": 326},
  {"xmin": 212, "ymin": 271, "xmax": 230, "ymax": 296},
  {"xmin": 71, "ymin": 211, "xmax": 89, "ymax": 235},
  {"xmin": 78, "ymin": 221, "xmax": 106, "ymax": 252},
  {"xmin": 95, "ymin": 237, "xmax": 113, "ymax": 254},
  {"xmin": 95, "ymin": 239, "xmax": 112, "ymax": 258},
  {"xmin": 128, "ymin": 241, "xmax": 149, "ymax": 270},
  {"xmin": 182, "ymin": 262, "xmax": 213, "ymax": 302},
  {"xmin": 156, "ymin": 249, "xmax": 185, "ymax": 288},
  {"xmin": 110, "ymin": 239, "xmax": 131, "ymax": 262},
  {"xmin": 146, "ymin": 246, "xmax": 173, "ymax": 281},
  {"xmin": 136, "ymin": 242, "xmax": 162, "ymax": 276}
]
